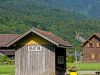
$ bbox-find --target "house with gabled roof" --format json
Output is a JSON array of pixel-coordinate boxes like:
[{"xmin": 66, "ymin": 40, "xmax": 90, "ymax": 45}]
[
  {"xmin": 82, "ymin": 33, "xmax": 100, "ymax": 62},
  {"xmin": 0, "ymin": 28, "xmax": 72, "ymax": 75},
  {"xmin": 0, "ymin": 34, "xmax": 19, "ymax": 59}
]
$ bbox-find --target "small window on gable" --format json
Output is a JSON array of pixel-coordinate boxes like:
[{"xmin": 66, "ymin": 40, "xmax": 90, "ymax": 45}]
[
  {"xmin": 58, "ymin": 56, "xmax": 64, "ymax": 64},
  {"xmin": 87, "ymin": 43, "xmax": 94, "ymax": 48},
  {"xmin": 96, "ymin": 43, "xmax": 100, "ymax": 48},
  {"xmin": 28, "ymin": 45, "xmax": 42, "ymax": 51},
  {"xmin": 90, "ymin": 54, "xmax": 95, "ymax": 59}
]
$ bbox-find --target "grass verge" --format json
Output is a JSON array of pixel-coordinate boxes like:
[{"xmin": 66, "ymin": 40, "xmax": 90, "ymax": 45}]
[
  {"xmin": 67, "ymin": 62, "xmax": 100, "ymax": 71},
  {"xmin": 0, "ymin": 65, "xmax": 15, "ymax": 75}
]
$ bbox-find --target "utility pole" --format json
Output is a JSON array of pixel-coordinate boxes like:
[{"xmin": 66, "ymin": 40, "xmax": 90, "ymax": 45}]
[{"xmin": 75, "ymin": 51, "xmax": 78, "ymax": 68}]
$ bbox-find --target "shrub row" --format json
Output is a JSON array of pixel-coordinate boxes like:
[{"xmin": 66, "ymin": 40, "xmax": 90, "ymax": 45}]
[{"xmin": 0, "ymin": 55, "xmax": 15, "ymax": 65}]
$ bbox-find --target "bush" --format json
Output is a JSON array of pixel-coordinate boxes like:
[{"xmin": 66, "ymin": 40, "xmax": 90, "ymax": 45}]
[
  {"xmin": 67, "ymin": 56, "xmax": 75, "ymax": 63},
  {"xmin": 8, "ymin": 60, "xmax": 15, "ymax": 65},
  {"xmin": 0, "ymin": 55, "xmax": 11, "ymax": 64}
]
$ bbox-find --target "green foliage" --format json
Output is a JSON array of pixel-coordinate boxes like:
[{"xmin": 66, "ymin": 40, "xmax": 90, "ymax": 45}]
[
  {"xmin": 0, "ymin": 55, "xmax": 12, "ymax": 64},
  {"xmin": 0, "ymin": 55, "xmax": 9, "ymax": 62},
  {"xmin": 67, "ymin": 56, "xmax": 75, "ymax": 63},
  {"xmin": 0, "ymin": 0, "xmax": 100, "ymax": 53}
]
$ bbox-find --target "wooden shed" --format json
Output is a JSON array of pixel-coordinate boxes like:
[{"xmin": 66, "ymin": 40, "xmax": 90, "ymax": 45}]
[{"xmin": 7, "ymin": 28, "xmax": 72, "ymax": 75}]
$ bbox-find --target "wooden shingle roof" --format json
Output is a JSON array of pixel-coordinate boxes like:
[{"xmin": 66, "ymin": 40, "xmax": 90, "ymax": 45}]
[
  {"xmin": 34, "ymin": 28, "xmax": 72, "ymax": 47},
  {"xmin": 0, "ymin": 28, "xmax": 72, "ymax": 48},
  {"xmin": 0, "ymin": 34, "xmax": 19, "ymax": 47},
  {"xmin": 82, "ymin": 33, "xmax": 100, "ymax": 46}
]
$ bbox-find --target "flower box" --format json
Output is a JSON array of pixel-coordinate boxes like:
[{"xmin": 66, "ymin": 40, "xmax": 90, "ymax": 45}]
[
  {"xmin": 68, "ymin": 66, "xmax": 78, "ymax": 75},
  {"xmin": 69, "ymin": 72, "xmax": 78, "ymax": 75}
]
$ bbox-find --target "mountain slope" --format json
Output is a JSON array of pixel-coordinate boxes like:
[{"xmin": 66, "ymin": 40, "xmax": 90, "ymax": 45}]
[
  {"xmin": 1, "ymin": 0, "xmax": 100, "ymax": 18},
  {"xmin": 0, "ymin": 0, "xmax": 100, "ymax": 46},
  {"xmin": 45, "ymin": 0, "xmax": 100, "ymax": 18}
]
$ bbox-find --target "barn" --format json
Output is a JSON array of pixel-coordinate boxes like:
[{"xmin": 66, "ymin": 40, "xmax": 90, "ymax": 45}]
[{"xmin": 6, "ymin": 28, "xmax": 72, "ymax": 75}]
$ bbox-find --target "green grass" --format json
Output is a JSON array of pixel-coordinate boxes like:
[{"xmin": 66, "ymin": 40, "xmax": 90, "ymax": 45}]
[
  {"xmin": 67, "ymin": 62, "xmax": 100, "ymax": 71},
  {"xmin": 0, "ymin": 63, "xmax": 100, "ymax": 75},
  {"xmin": 0, "ymin": 65, "xmax": 15, "ymax": 75}
]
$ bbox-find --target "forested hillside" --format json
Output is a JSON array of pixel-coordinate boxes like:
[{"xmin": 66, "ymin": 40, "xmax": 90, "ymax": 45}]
[
  {"xmin": 0, "ymin": 0, "xmax": 100, "ymax": 47},
  {"xmin": 45, "ymin": 0, "xmax": 100, "ymax": 18}
]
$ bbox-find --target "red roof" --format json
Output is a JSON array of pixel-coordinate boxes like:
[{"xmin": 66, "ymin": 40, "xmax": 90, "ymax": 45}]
[
  {"xmin": 82, "ymin": 33, "xmax": 100, "ymax": 46},
  {"xmin": 0, "ymin": 28, "xmax": 71, "ymax": 48},
  {"xmin": 94, "ymin": 33, "xmax": 100, "ymax": 38},
  {"xmin": 0, "ymin": 34, "xmax": 19, "ymax": 47},
  {"xmin": 34, "ymin": 28, "xmax": 71, "ymax": 47}
]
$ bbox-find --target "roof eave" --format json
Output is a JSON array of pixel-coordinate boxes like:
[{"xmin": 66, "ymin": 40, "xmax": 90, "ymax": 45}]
[
  {"xmin": 7, "ymin": 29, "xmax": 59, "ymax": 47},
  {"xmin": 31, "ymin": 30, "xmax": 59, "ymax": 46},
  {"xmin": 7, "ymin": 30, "xmax": 31, "ymax": 47},
  {"xmin": 0, "ymin": 45, "xmax": 7, "ymax": 48},
  {"xmin": 82, "ymin": 33, "xmax": 98, "ymax": 47},
  {"xmin": 58, "ymin": 44, "xmax": 72, "ymax": 48}
]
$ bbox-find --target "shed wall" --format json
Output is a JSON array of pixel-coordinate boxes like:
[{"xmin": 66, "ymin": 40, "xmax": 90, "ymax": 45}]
[{"xmin": 15, "ymin": 44, "xmax": 55, "ymax": 75}]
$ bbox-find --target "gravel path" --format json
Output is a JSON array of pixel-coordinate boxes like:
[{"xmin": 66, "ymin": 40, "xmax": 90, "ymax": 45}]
[
  {"xmin": 78, "ymin": 71, "xmax": 97, "ymax": 74},
  {"xmin": 67, "ymin": 71, "xmax": 98, "ymax": 74}
]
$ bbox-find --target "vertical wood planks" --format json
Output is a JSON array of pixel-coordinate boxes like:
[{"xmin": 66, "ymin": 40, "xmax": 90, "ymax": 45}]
[{"xmin": 15, "ymin": 44, "xmax": 56, "ymax": 75}]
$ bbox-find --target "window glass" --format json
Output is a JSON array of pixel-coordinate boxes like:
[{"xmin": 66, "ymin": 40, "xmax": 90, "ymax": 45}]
[
  {"xmin": 58, "ymin": 56, "xmax": 64, "ymax": 64},
  {"xmin": 90, "ymin": 54, "xmax": 95, "ymax": 59},
  {"xmin": 87, "ymin": 43, "xmax": 94, "ymax": 47},
  {"xmin": 96, "ymin": 43, "xmax": 100, "ymax": 47}
]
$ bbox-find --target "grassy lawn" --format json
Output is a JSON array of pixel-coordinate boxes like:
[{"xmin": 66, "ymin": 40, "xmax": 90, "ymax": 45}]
[
  {"xmin": 0, "ymin": 63, "xmax": 100, "ymax": 75},
  {"xmin": 67, "ymin": 62, "xmax": 100, "ymax": 71},
  {"xmin": 0, "ymin": 65, "xmax": 15, "ymax": 75}
]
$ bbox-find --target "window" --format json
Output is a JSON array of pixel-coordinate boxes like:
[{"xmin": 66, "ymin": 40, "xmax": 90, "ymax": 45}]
[
  {"xmin": 90, "ymin": 54, "xmax": 95, "ymax": 59},
  {"xmin": 58, "ymin": 56, "xmax": 64, "ymax": 64},
  {"xmin": 87, "ymin": 43, "xmax": 94, "ymax": 47},
  {"xmin": 96, "ymin": 43, "xmax": 100, "ymax": 48},
  {"xmin": 99, "ymin": 55, "xmax": 100, "ymax": 59},
  {"xmin": 98, "ymin": 54, "xmax": 100, "ymax": 59},
  {"xmin": 28, "ymin": 45, "xmax": 42, "ymax": 51}
]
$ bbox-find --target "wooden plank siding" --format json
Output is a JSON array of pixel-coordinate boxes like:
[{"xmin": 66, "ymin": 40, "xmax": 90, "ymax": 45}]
[
  {"xmin": 15, "ymin": 44, "xmax": 56, "ymax": 75},
  {"xmin": 83, "ymin": 35, "xmax": 100, "ymax": 62}
]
